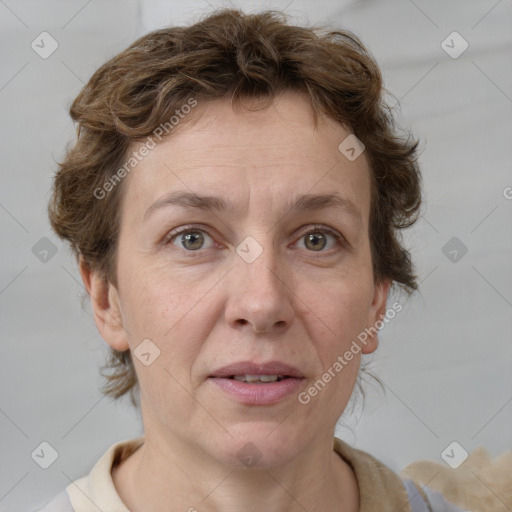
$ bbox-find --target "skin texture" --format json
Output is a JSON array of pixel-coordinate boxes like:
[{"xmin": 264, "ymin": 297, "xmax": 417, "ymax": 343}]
[{"xmin": 80, "ymin": 91, "xmax": 390, "ymax": 512}]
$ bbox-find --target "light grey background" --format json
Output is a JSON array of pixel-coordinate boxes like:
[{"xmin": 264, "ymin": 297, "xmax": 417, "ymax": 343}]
[{"xmin": 1, "ymin": 0, "xmax": 511, "ymax": 510}]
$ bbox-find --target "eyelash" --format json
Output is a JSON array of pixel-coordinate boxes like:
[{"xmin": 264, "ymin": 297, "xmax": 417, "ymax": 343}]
[{"xmin": 163, "ymin": 224, "xmax": 346, "ymax": 254}]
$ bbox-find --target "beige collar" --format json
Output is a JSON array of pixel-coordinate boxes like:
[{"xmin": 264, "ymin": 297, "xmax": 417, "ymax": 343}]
[{"xmin": 66, "ymin": 437, "xmax": 410, "ymax": 512}]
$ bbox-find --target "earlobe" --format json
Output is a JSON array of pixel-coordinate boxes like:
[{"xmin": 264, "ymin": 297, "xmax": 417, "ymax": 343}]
[
  {"xmin": 361, "ymin": 278, "xmax": 391, "ymax": 355},
  {"xmin": 78, "ymin": 257, "xmax": 130, "ymax": 351}
]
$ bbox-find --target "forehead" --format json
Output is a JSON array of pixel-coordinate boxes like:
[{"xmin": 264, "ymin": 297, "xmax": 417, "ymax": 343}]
[{"xmin": 119, "ymin": 92, "xmax": 372, "ymax": 226}]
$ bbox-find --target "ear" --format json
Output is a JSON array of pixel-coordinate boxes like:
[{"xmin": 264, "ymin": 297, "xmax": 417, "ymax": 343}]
[
  {"xmin": 361, "ymin": 278, "xmax": 391, "ymax": 355},
  {"xmin": 78, "ymin": 256, "xmax": 130, "ymax": 351}
]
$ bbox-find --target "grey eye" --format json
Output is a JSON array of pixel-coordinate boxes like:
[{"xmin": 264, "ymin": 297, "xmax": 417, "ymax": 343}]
[
  {"xmin": 304, "ymin": 232, "xmax": 327, "ymax": 251},
  {"xmin": 172, "ymin": 230, "xmax": 214, "ymax": 251},
  {"xmin": 296, "ymin": 229, "xmax": 339, "ymax": 252}
]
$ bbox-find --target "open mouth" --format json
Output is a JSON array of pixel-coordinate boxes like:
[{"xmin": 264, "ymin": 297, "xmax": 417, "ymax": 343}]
[
  {"xmin": 209, "ymin": 374, "xmax": 303, "ymax": 405},
  {"xmin": 228, "ymin": 374, "xmax": 290, "ymax": 383}
]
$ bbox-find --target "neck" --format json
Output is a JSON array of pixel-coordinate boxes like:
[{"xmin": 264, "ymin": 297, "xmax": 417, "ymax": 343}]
[{"xmin": 112, "ymin": 432, "xmax": 360, "ymax": 512}]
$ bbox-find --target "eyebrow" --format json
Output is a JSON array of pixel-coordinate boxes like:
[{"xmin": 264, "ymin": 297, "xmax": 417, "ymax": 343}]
[{"xmin": 143, "ymin": 190, "xmax": 362, "ymax": 224}]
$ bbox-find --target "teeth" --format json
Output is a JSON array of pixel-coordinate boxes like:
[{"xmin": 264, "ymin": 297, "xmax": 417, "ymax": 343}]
[
  {"xmin": 258, "ymin": 375, "xmax": 279, "ymax": 382},
  {"xmin": 233, "ymin": 374, "xmax": 282, "ymax": 383}
]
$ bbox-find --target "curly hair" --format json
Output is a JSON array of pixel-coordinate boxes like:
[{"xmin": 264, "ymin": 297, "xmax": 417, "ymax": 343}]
[{"xmin": 48, "ymin": 8, "xmax": 422, "ymax": 403}]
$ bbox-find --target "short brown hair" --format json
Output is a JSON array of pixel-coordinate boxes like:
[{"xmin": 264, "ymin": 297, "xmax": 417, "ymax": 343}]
[{"xmin": 48, "ymin": 9, "xmax": 422, "ymax": 403}]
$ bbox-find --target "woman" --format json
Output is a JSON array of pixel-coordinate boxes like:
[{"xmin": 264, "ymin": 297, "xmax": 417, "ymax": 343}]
[{"xmin": 42, "ymin": 8, "xmax": 468, "ymax": 512}]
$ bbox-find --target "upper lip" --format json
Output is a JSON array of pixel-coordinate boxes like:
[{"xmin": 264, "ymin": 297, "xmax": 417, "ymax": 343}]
[{"xmin": 209, "ymin": 361, "xmax": 304, "ymax": 379}]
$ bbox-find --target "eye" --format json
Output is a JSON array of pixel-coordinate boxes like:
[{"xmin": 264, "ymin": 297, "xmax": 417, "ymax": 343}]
[
  {"xmin": 166, "ymin": 227, "xmax": 215, "ymax": 251},
  {"xmin": 164, "ymin": 224, "xmax": 344, "ymax": 254},
  {"xmin": 295, "ymin": 225, "xmax": 343, "ymax": 252}
]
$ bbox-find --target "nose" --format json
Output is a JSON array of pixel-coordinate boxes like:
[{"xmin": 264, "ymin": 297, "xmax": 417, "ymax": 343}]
[{"xmin": 224, "ymin": 243, "xmax": 295, "ymax": 335}]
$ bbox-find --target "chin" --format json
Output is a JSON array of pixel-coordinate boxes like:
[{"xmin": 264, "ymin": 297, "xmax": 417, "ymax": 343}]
[{"xmin": 208, "ymin": 422, "xmax": 306, "ymax": 470}]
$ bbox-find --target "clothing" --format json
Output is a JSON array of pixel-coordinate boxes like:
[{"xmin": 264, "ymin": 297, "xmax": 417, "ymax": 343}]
[{"xmin": 37, "ymin": 437, "xmax": 467, "ymax": 512}]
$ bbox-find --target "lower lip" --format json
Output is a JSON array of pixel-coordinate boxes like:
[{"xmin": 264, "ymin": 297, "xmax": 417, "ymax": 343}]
[{"xmin": 208, "ymin": 377, "xmax": 304, "ymax": 405}]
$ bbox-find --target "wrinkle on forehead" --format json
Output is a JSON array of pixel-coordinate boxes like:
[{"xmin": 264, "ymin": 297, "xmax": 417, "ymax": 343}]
[{"xmin": 121, "ymin": 91, "xmax": 371, "ymax": 232}]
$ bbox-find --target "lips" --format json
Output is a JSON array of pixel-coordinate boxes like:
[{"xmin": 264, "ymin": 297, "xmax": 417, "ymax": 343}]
[
  {"xmin": 208, "ymin": 361, "xmax": 305, "ymax": 405},
  {"xmin": 209, "ymin": 361, "xmax": 304, "ymax": 379}
]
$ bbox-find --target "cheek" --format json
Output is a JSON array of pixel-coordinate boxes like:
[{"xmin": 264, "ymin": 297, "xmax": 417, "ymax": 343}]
[
  {"xmin": 119, "ymin": 258, "xmax": 197, "ymax": 333},
  {"xmin": 300, "ymin": 269, "xmax": 374, "ymax": 356},
  {"xmin": 297, "ymin": 280, "xmax": 367, "ymax": 420},
  {"xmin": 124, "ymin": 275, "xmax": 211, "ymax": 415},
  {"xmin": 306, "ymin": 279, "xmax": 371, "ymax": 407},
  {"xmin": 120, "ymin": 267, "xmax": 222, "ymax": 375}
]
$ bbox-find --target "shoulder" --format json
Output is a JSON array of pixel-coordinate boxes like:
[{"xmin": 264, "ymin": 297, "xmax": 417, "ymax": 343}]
[
  {"xmin": 333, "ymin": 437, "xmax": 412, "ymax": 511},
  {"xmin": 401, "ymin": 445, "xmax": 512, "ymax": 512},
  {"xmin": 35, "ymin": 437, "xmax": 144, "ymax": 512},
  {"xmin": 333, "ymin": 438, "xmax": 471, "ymax": 512}
]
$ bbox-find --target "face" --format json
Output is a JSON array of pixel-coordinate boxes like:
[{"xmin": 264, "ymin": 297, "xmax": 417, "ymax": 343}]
[{"xmin": 84, "ymin": 91, "xmax": 389, "ymax": 468}]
